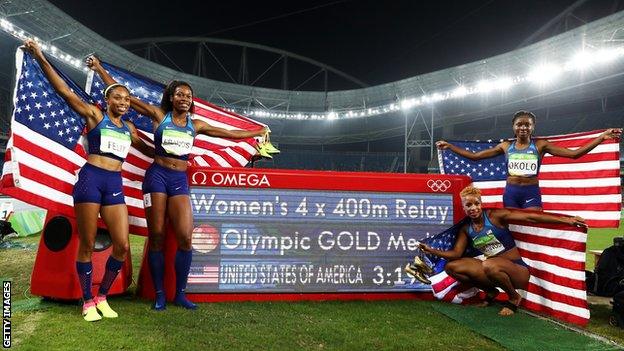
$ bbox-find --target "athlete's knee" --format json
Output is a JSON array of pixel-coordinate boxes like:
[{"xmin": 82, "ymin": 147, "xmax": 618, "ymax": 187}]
[
  {"xmin": 77, "ymin": 240, "xmax": 94, "ymax": 258},
  {"xmin": 112, "ymin": 240, "xmax": 130, "ymax": 259},
  {"xmin": 149, "ymin": 231, "xmax": 166, "ymax": 251},
  {"xmin": 482, "ymin": 260, "xmax": 502, "ymax": 277},
  {"xmin": 176, "ymin": 234, "xmax": 192, "ymax": 251},
  {"xmin": 445, "ymin": 260, "xmax": 462, "ymax": 275}
]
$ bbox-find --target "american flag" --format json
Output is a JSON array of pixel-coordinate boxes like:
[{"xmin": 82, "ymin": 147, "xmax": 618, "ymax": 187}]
[
  {"xmin": 1, "ymin": 50, "xmax": 265, "ymax": 236},
  {"xmin": 188, "ymin": 265, "xmax": 219, "ymax": 284},
  {"xmin": 425, "ymin": 214, "xmax": 590, "ymax": 326},
  {"xmin": 438, "ymin": 133, "xmax": 621, "ymax": 228},
  {"xmin": 85, "ymin": 62, "xmax": 266, "ymax": 170}
]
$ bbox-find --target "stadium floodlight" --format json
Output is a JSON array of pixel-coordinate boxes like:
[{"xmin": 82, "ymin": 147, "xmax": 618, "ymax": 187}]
[
  {"xmin": 565, "ymin": 51, "xmax": 593, "ymax": 71},
  {"xmin": 0, "ymin": 17, "xmax": 90, "ymax": 73},
  {"xmin": 225, "ymin": 43, "xmax": 624, "ymax": 120},
  {"xmin": 400, "ymin": 98, "xmax": 417, "ymax": 110},
  {"xmin": 4, "ymin": 12, "xmax": 624, "ymax": 121},
  {"xmin": 493, "ymin": 77, "xmax": 514, "ymax": 90},
  {"xmin": 527, "ymin": 64, "xmax": 562, "ymax": 84},
  {"xmin": 475, "ymin": 79, "xmax": 495, "ymax": 93},
  {"xmin": 451, "ymin": 86, "xmax": 468, "ymax": 98},
  {"xmin": 595, "ymin": 48, "xmax": 624, "ymax": 63},
  {"xmin": 0, "ymin": 18, "xmax": 13, "ymax": 31},
  {"xmin": 430, "ymin": 93, "xmax": 445, "ymax": 102}
]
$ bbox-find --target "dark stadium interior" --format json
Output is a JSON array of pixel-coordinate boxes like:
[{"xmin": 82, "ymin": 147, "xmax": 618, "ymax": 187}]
[{"xmin": 1, "ymin": 1, "xmax": 624, "ymax": 174}]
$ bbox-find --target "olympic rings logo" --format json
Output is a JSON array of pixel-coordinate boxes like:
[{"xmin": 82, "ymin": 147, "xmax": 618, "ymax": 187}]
[{"xmin": 427, "ymin": 179, "xmax": 451, "ymax": 192}]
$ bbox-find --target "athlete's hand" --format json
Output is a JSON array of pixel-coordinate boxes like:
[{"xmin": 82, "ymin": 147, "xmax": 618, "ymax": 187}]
[
  {"xmin": 418, "ymin": 242, "xmax": 433, "ymax": 254},
  {"xmin": 567, "ymin": 216, "xmax": 587, "ymax": 228},
  {"xmin": 601, "ymin": 128, "xmax": 622, "ymax": 140},
  {"xmin": 85, "ymin": 55, "xmax": 102, "ymax": 71},
  {"xmin": 21, "ymin": 39, "xmax": 44, "ymax": 59},
  {"xmin": 436, "ymin": 140, "xmax": 450, "ymax": 149}
]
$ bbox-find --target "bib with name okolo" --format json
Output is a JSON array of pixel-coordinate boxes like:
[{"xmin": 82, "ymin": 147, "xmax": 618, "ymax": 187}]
[
  {"xmin": 507, "ymin": 153, "xmax": 539, "ymax": 177},
  {"xmin": 162, "ymin": 129, "xmax": 194, "ymax": 156},
  {"xmin": 100, "ymin": 129, "xmax": 132, "ymax": 159}
]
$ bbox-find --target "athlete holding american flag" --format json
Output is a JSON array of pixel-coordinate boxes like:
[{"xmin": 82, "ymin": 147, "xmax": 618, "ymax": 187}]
[
  {"xmin": 418, "ymin": 185, "xmax": 587, "ymax": 316},
  {"xmin": 88, "ymin": 56, "xmax": 267, "ymax": 311},
  {"xmin": 436, "ymin": 110, "xmax": 620, "ymax": 211},
  {"xmin": 21, "ymin": 39, "xmax": 154, "ymax": 322}
]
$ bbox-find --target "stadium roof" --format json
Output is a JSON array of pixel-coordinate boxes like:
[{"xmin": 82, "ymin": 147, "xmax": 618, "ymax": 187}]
[
  {"xmin": 2, "ymin": 1, "xmax": 624, "ymax": 147},
  {"xmin": 2, "ymin": 1, "xmax": 624, "ymax": 116}
]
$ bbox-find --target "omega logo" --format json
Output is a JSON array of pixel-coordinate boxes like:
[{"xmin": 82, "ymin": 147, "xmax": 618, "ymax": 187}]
[
  {"xmin": 191, "ymin": 171, "xmax": 208, "ymax": 185},
  {"xmin": 192, "ymin": 172, "xmax": 271, "ymax": 187}
]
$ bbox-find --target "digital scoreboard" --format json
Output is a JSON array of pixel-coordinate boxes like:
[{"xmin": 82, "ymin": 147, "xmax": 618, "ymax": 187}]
[{"xmin": 181, "ymin": 168, "xmax": 470, "ymax": 297}]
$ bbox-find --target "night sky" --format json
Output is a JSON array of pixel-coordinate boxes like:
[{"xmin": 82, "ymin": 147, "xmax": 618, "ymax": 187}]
[{"xmin": 47, "ymin": 1, "xmax": 622, "ymax": 90}]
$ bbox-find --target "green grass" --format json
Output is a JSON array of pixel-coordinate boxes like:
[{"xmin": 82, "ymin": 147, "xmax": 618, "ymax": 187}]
[
  {"xmin": 587, "ymin": 303, "xmax": 624, "ymax": 346},
  {"xmin": 0, "ymin": 234, "xmax": 40, "ymax": 301},
  {"xmin": 2, "ymin": 225, "xmax": 623, "ymax": 350},
  {"xmin": 8, "ymin": 300, "xmax": 506, "ymax": 351}
]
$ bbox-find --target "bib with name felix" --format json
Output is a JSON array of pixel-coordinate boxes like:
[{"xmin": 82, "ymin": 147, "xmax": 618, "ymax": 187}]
[{"xmin": 86, "ymin": 114, "xmax": 131, "ymax": 161}]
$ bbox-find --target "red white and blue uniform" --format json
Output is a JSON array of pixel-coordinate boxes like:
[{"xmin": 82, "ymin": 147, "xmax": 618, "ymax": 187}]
[
  {"xmin": 143, "ymin": 112, "xmax": 196, "ymax": 196},
  {"xmin": 503, "ymin": 139, "xmax": 543, "ymax": 208},
  {"xmin": 73, "ymin": 114, "xmax": 131, "ymax": 205},
  {"xmin": 467, "ymin": 211, "xmax": 528, "ymax": 268}
]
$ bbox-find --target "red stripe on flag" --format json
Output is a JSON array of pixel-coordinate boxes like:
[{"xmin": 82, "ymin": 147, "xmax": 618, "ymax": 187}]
[
  {"xmin": 543, "ymin": 152, "xmax": 619, "ymax": 164},
  {"xmin": 124, "ymin": 153, "xmax": 151, "ymax": 173},
  {"xmin": 528, "ymin": 267, "xmax": 586, "ymax": 291},
  {"xmin": 192, "ymin": 141, "xmax": 251, "ymax": 166},
  {"xmin": 512, "ymin": 232, "xmax": 585, "ymax": 252},
  {"xmin": 525, "ymin": 282, "xmax": 587, "ymax": 309},
  {"xmin": 12, "ymin": 134, "xmax": 82, "ymax": 172},
  {"xmin": 15, "ymin": 164, "xmax": 75, "ymax": 195},
  {"xmin": 542, "ymin": 202, "xmax": 621, "ymax": 211},
  {"xmin": 521, "ymin": 299, "xmax": 589, "ymax": 326},
  {"xmin": 539, "ymin": 186, "xmax": 621, "ymax": 196},
  {"xmin": 194, "ymin": 96, "xmax": 265, "ymax": 127},
  {"xmin": 583, "ymin": 219, "xmax": 621, "ymax": 227},
  {"xmin": 193, "ymin": 138, "xmax": 255, "ymax": 159},
  {"xmin": 0, "ymin": 186, "xmax": 75, "ymax": 218},
  {"xmin": 516, "ymin": 248, "xmax": 585, "ymax": 271},
  {"xmin": 431, "ymin": 274, "xmax": 457, "ymax": 293},
  {"xmin": 544, "ymin": 137, "xmax": 619, "ymax": 148},
  {"xmin": 538, "ymin": 169, "xmax": 620, "ymax": 179}
]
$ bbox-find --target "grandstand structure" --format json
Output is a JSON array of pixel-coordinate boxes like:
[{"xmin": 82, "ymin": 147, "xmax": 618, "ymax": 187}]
[{"xmin": 0, "ymin": 0, "xmax": 623, "ymax": 173}]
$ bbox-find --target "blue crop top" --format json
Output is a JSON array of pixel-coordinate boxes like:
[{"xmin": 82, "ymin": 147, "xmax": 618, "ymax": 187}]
[
  {"xmin": 505, "ymin": 139, "xmax": 541, "ymax": 178},
  {"xmin": 467, "ymin": 211, "xmax": 517, "ymax": 257},
  {"xmin": 154, "ymin": 112, "xmax": 196, "ymax": 161},
  {"xmin": 86, "ymin": 114, "xmax": 132, "ymax": 162}
]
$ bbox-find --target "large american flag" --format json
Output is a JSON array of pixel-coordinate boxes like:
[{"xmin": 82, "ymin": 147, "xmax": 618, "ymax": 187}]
[
  {"xmin": 426, "ymin": 214, "xmax": 590, "ymax": 326},
  {"xmin": 438, "ymin": 133, "xmax": 621, "ymax": 228},
  {"xmin": 1, "ymin": 50, "xmax": 265, "ymax": 236}
]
